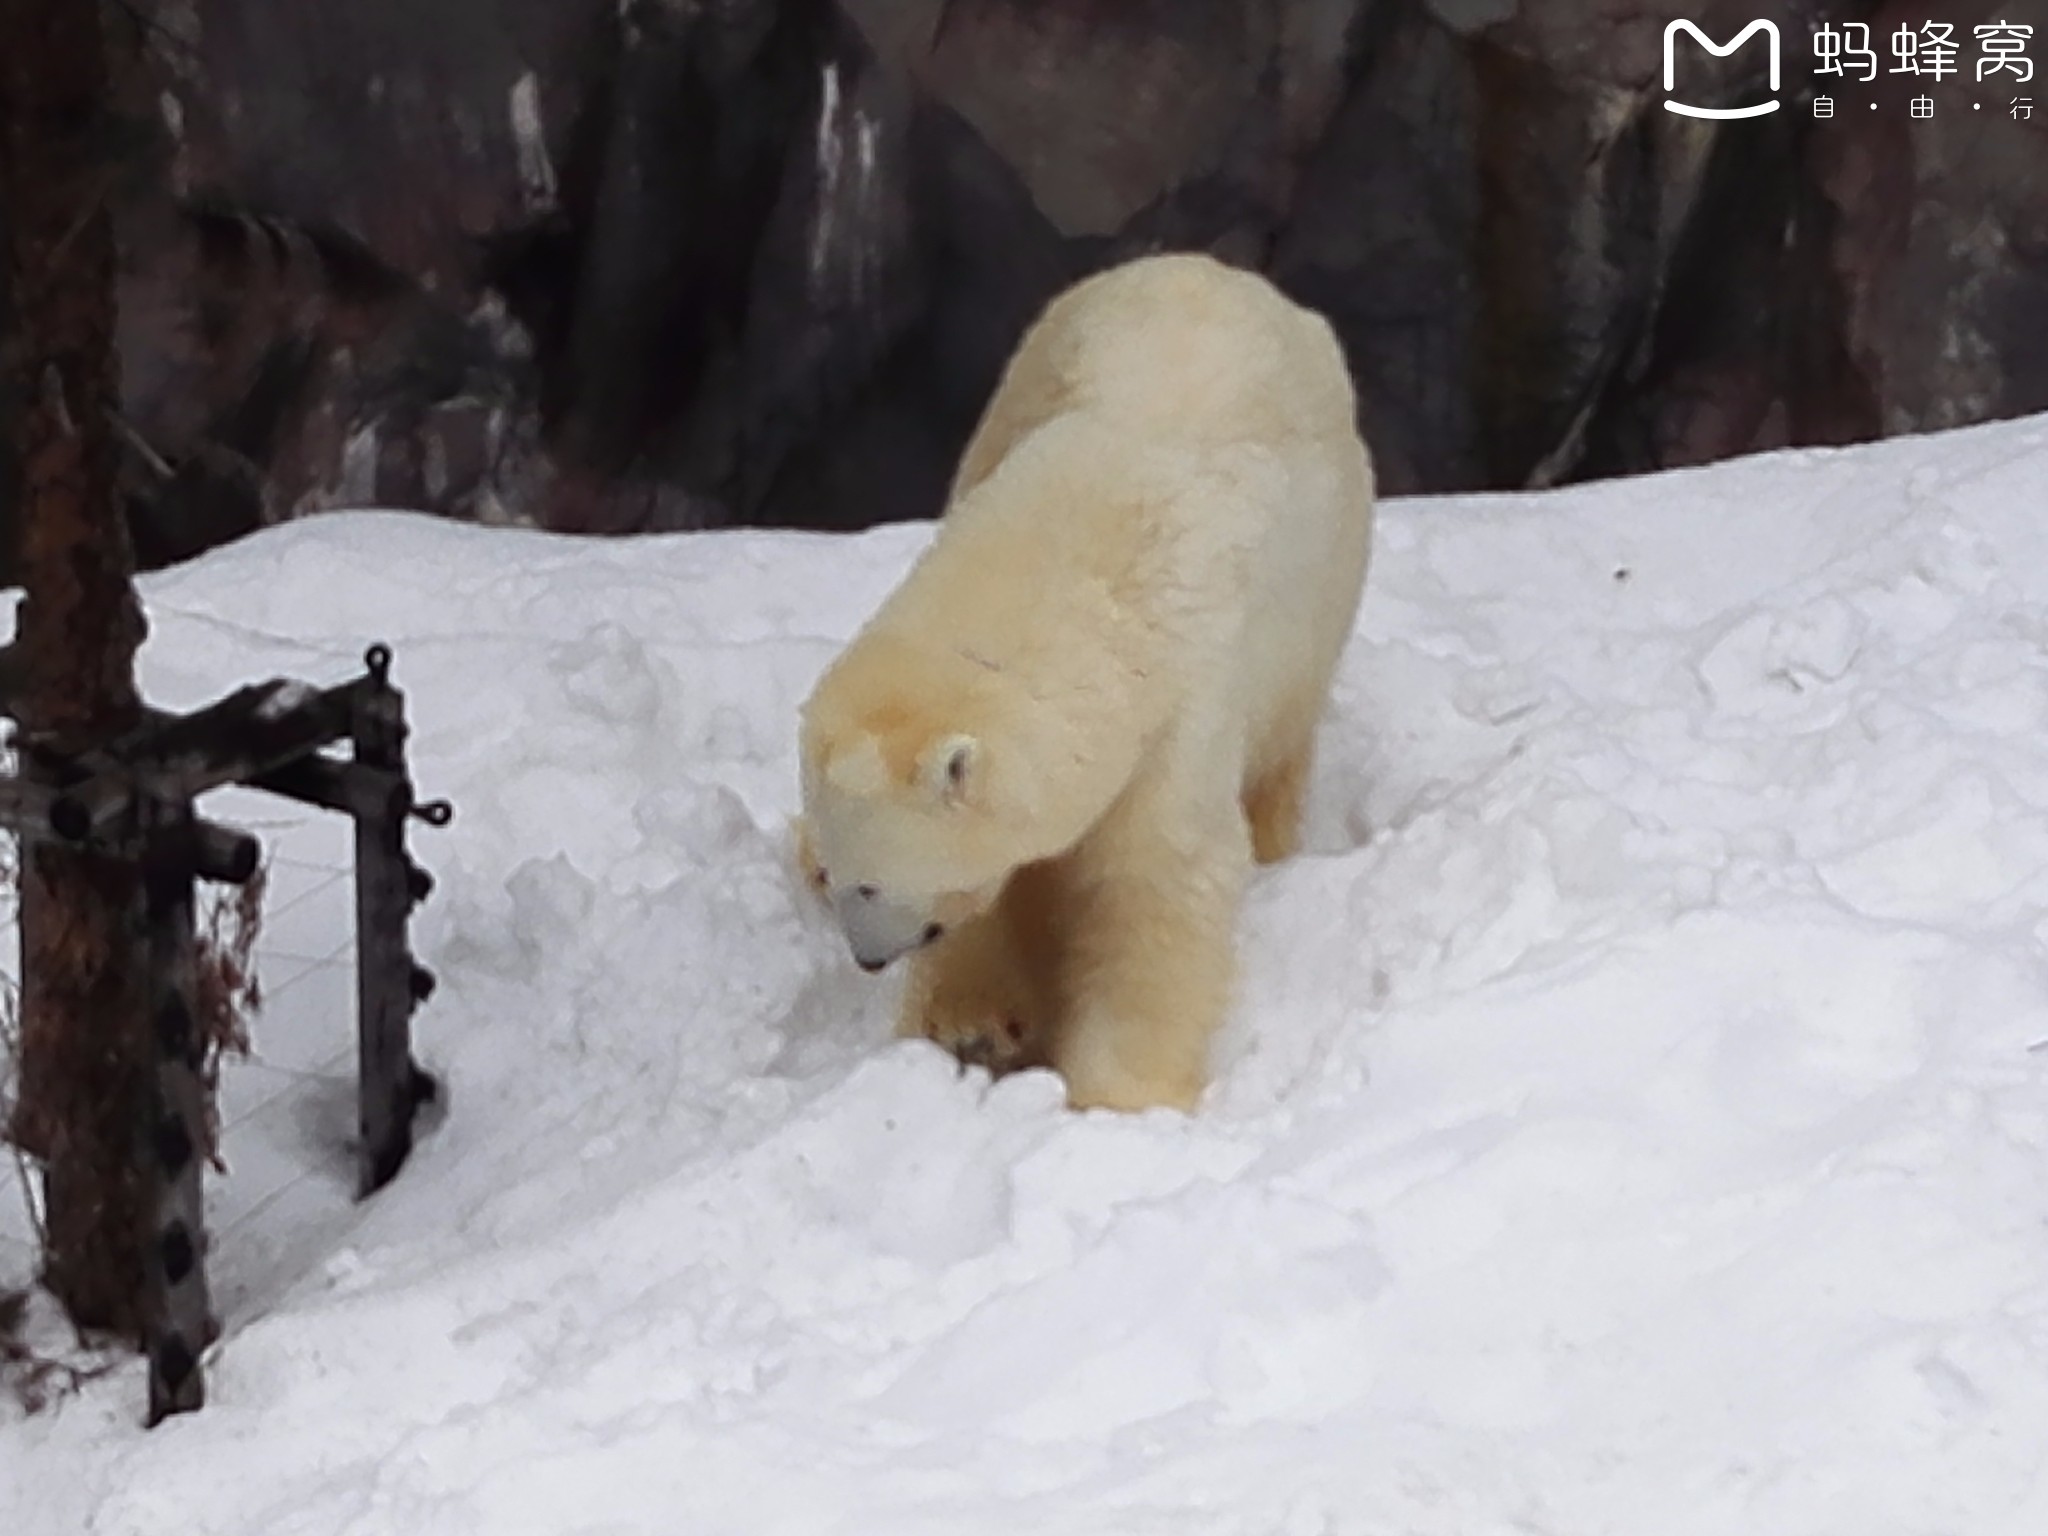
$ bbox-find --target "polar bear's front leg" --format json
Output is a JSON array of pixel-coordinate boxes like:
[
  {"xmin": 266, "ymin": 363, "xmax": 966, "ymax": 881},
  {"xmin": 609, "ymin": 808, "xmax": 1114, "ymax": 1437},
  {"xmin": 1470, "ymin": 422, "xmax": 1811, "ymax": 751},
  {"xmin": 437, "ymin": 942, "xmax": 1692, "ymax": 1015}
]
[
  {"xmin": 895, "ymin": 914, "xmax": 1043, "ymax": 1075},
  {"xmin": 1052, "ymin": 796, "xmax": 1254, "ymax": 1113},
  {"xmin": 895, "ymin": 863, "xmax": 1063, "ymax": 1077}
]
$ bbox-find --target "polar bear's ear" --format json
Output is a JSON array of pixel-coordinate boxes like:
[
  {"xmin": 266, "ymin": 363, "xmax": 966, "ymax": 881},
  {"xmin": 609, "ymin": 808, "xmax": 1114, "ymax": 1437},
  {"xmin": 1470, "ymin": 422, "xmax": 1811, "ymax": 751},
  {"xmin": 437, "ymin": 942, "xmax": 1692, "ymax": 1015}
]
[{"xmin": 919, "ymin": 733, "xmax": 980, "ymax": 807}]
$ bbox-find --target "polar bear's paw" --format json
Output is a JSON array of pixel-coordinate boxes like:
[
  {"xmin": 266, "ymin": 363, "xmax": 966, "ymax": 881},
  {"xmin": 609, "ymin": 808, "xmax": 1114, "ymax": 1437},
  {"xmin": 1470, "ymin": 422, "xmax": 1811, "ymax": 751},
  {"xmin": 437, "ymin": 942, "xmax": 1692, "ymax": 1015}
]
[{"xmin": 906, "ymin": 1000, "xmax": 1047, "ymax": 1078}]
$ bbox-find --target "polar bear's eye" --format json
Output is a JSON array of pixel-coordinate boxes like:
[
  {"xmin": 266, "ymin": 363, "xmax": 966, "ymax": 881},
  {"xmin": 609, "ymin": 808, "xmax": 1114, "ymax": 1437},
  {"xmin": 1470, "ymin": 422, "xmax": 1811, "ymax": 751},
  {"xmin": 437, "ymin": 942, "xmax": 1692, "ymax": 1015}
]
[
  {"xmin": 922, "ymin": 923, "xmax": 945, "ymax": 945},
  {"xmin": 855, "ymin": 883, "xmax": 879, "ymax": 900}
]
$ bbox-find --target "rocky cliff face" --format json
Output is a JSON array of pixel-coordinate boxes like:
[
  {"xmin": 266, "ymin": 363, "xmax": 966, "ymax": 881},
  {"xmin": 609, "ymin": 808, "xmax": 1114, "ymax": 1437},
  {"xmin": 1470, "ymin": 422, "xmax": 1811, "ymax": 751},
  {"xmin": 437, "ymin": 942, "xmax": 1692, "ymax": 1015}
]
[{"xmin": 11, "ymin": 0, "xmax": 2044, "ymax": 575}]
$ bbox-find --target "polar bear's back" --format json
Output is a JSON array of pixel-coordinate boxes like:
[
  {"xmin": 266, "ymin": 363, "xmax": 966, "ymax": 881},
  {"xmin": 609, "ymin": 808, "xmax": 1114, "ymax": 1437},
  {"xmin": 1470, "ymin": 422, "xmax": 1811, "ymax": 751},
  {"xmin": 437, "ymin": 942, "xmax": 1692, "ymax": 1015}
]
[
  {"xmin": 1016, "ymin": 252, "xmax": 1356, "ymax": 447},
  {"xmin": 915, "ymin": 251, "xmax": 1371, "ymax": 659}
]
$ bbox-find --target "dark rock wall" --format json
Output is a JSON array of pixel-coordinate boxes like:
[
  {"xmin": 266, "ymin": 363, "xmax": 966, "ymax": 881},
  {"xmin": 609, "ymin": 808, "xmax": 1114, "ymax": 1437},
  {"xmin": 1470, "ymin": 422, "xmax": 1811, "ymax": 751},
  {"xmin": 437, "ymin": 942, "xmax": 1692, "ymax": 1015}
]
[
  {"xmin": 6, "ymin": 0, "xmax": 2045, "ymax": 576},
  {"xmin": 1825, "ymin": 2, "xmax": 2048, "ymax": 437}
]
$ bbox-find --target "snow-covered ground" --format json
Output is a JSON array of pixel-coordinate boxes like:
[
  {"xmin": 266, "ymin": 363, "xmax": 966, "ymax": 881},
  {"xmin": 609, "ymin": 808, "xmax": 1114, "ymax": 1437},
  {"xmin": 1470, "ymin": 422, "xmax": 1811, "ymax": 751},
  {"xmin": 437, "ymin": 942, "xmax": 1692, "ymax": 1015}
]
[{"xmin": 6, "ymin": 415, "xmax": 2048, "ymax": 1534}]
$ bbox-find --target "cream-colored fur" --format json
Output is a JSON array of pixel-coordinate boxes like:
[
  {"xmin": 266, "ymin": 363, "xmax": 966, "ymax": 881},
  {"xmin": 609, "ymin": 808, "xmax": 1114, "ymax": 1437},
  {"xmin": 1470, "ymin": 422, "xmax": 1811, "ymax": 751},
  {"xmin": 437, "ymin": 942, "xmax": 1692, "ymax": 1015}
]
[{"xmin": 796, "ymin": 252, "xmax": 1375, "ymax": 1112}]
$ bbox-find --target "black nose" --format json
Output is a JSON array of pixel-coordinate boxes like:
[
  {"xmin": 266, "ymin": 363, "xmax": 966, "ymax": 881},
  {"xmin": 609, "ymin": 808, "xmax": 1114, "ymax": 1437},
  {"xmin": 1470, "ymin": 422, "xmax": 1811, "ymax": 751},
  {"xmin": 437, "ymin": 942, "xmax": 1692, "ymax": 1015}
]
[{"xmin": 857, "ymin": 956, "xmax": 887, "ymax": 974}]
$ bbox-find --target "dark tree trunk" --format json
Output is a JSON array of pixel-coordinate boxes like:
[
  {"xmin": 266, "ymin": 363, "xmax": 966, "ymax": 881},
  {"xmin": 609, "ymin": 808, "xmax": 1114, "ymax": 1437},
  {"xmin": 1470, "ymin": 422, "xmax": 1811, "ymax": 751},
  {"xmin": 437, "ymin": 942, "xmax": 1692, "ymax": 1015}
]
[{"xmin": 1, "ymin": 0, "xmax": 154, "ymax": 1336}]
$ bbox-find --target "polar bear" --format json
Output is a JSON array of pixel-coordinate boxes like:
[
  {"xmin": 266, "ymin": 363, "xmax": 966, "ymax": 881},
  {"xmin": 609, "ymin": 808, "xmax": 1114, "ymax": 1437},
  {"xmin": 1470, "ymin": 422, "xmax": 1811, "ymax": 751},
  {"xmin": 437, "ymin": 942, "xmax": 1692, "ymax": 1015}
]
[{"xmin": 796, "ymin": 251, "xmax": 1375, "ymax": 1112}]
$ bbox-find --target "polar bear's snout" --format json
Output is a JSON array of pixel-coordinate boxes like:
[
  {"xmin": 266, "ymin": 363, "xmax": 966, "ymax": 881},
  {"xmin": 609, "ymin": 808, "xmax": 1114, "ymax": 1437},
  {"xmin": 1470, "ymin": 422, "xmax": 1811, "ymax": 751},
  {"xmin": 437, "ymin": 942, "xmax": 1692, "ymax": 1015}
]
[{"xmin": 834, "ymin": 884, "xmax": 947, "ymax": 972}]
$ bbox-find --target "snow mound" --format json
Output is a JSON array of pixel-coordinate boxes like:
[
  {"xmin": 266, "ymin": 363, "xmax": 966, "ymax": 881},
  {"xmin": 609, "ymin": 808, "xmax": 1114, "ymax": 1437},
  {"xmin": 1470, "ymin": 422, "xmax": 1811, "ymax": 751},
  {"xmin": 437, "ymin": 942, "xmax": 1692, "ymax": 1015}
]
[{"xmin": 7, "ymin": 416, "xmax": 2048, "ymax": 1534}]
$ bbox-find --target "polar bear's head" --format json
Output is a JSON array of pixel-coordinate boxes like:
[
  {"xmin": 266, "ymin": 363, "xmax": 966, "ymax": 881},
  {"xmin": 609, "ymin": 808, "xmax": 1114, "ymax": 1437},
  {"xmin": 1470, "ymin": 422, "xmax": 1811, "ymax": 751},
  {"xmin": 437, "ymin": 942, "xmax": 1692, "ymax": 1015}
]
[{"xmin": 798, "ymin": 630, "xmax": 1045, "ymax": 973}]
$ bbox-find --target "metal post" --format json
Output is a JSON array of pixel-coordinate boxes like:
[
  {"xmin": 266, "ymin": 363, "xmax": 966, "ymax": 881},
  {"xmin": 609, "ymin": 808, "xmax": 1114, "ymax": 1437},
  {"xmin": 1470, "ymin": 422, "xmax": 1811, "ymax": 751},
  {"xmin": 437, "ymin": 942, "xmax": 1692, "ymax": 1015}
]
[
  {"xmin": 136, "ymin": 791, "xmax": 215, "ymax": 1425},
  {"xmin": 350, "ymin": 645, "xmax": 433, "ymax": 1197}
]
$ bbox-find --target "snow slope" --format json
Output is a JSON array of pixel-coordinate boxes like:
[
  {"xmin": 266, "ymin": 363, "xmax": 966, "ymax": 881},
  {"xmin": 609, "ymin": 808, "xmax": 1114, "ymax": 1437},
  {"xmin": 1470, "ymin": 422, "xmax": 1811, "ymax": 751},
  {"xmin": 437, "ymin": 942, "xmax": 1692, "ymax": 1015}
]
[{"xmin": 6, "ymin": 415, "xmax": 2048, "ymax": 1535}]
